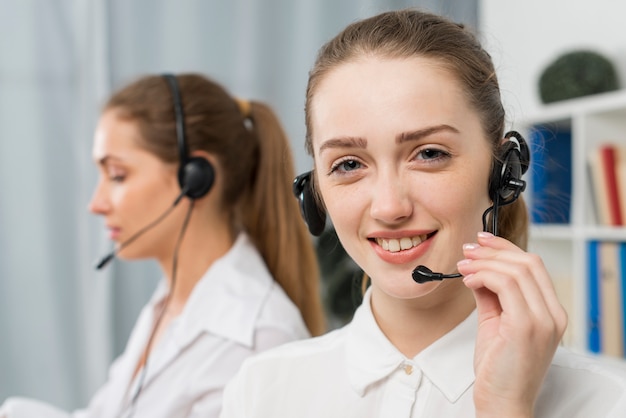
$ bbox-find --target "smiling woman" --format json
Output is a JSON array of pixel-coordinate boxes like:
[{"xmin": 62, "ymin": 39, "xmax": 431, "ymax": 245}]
[{"xmin": 220, "ymin": 9, "xmax": 626, "ymax": 418}]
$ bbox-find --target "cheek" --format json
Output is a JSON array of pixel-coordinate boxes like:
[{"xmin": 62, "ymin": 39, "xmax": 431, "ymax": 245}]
[
  {"xmin": 430, "ymin": 168, "xmax": 492, "ymax": 228},
  {"xmin": 115, "ymin": 179, "xmax": 169, "ymax": 218},
  {"xmin": 319, "ymin": 182, "xmax": 368, "ymax": 247},
  {"xmin": 323, "ymin": 185, "xmax": 362, "ymax": 226}
]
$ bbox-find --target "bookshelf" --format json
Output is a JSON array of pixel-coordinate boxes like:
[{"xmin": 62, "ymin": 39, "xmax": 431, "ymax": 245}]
[{"xmin": 522, "ymin": 89, "xmax": 626, "ymax": 357}]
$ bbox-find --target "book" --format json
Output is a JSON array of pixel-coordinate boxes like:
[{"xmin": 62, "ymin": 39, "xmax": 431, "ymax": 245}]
[
  {"xmin": 616, "ymin": 146, "xmax": 626, "ymax": 224},
  {"xmin": 620, "ymin": 242, "xmax": 626, "ymax": 354},
  {"xmin": 529, "ymin": 125, "xmax": 572, "ymax": 224},
  {"xmin": 599, "ymin": 144, "xmax": 623, "ymax": 226},
  {"xmin": 588, "ymin": 146, "xmax": 612, "ymax": 225},
  {"xmin": 588, "ymin": 240, "xmax": 601, "ymax": 353},
  {"xmin": 599, "ymin": 241, "xmax": 624, "ymax": 357}
]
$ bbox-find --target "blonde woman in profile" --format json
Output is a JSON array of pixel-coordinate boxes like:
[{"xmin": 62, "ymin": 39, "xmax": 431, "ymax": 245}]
[{"xmin": 1, "ymin": 73, "xmax": 325, "ymax": 418}]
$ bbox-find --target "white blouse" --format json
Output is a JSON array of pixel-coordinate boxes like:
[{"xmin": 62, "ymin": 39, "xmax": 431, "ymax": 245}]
[
  {"xmin": 221, "ymin": 288, "xmax": 626, "ymax": 418},
  {"xmin": 1, "ymin": 233, "xmax": 309, "ymax": 418}
]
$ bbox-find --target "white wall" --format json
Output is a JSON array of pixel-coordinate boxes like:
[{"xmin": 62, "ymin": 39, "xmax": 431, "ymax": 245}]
[{"xmin": 480, "ymin": 0, "xmax": 626, "ymax": 124}]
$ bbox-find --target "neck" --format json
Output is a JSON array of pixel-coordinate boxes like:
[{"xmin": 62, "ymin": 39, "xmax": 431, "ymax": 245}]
[
  {"xmin": 370, "ymin": 281, "xmax": 476, "ymax": 358},
  {"xmin": 158, "ymin": 211, "xmax": 236, "ymax": 315}
]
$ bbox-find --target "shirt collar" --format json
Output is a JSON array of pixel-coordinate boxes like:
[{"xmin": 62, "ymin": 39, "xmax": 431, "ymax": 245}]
[
  {"xmin": 346, "ymin": 288, "xmax": 476, "ymax": 402},
  {"xmin": 151, "ymin": 232, "xmax": 275, "ymax": 349},
  {"xmin": 414, "ymin": 308, "xmax": 476, "ymax": 402}
]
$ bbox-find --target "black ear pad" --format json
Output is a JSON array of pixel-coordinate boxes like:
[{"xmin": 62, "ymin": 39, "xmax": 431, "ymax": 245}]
[
  {"xmin": 178, "ymin": 156, "xmax": 215, "ymax": 199},
  {"xmin": 488, "ymin": 130, "xmax": 530, "ymax": 205},
  {"xmin": 293, "ymin": 171, "xmax": 326, "ymax": 236}
]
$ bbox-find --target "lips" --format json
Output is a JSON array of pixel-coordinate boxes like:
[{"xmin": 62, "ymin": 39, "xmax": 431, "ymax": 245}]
[{"xmin": 107, "ymin": 226, "xmax": 121, "ymax": 240}]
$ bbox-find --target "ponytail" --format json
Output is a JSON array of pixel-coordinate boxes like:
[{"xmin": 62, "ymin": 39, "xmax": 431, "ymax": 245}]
[{"xmin": 240, "ymin": 102, "xmax": 326, "ymax": 336}]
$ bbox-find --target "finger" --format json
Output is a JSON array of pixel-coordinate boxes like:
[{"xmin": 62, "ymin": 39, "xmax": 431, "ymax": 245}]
[
  {"xmin": 463, "ymin": 261, "xmax": 548, "ymax": 321},
  {"xmin": 460, "ymin": 234, "xmax": 567, "ymax": 332},
  {"xmin": 462, "ymin": 257, "xmax": 554, "ymax": 324}
]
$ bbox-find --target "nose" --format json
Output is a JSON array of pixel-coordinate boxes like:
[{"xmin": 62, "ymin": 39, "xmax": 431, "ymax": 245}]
[
  {"xmin": 369, "ymin": 172, "xmax": 413, "ymax": 224},
  {"xmin": 88, "ymin": 179, "xmax": 111, "ymax": 215}
]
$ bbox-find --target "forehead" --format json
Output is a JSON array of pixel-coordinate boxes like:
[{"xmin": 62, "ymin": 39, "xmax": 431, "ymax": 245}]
[
  {"xmin": 92, "ymin": 110, "xmax": 145, "ymax": 160},
  {"xmin": 309, "ymin": 56, "xmax": 476, "ymax": 144}
]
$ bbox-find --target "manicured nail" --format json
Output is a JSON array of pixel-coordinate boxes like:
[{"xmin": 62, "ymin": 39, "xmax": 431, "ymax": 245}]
[
  {"xmin": 463, "ymin": 243, "xmax": 479, "ymax": 251},
  {"xmin": 457, "ymin": 258, "xmax": 472, "ymax": 266},
  {"xmin": 477, "ymin": 231, "xmax": 494, "ymax": 239}
]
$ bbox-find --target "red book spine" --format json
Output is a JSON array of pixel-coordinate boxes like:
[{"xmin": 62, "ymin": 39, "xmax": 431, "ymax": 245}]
[{"xmin": 601, "ymin": 144, "xmax": 623, "ymax": 226}]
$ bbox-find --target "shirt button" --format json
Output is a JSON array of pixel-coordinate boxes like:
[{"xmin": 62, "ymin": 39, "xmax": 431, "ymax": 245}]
[{"xmin": 404, "ymin": 364, "xmax": 414, "ymax": 375}]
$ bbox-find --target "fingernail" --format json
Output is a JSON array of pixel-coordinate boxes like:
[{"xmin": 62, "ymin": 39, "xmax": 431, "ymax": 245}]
[
  {"xmin": 463, "ymin": 243, "xmax": 479, "ymax": 251},
  {"xmin": 478, "ymin": 231, "xmax": 494, "ymax": 239},
  {"xmin": 457, "ymin": 259, "xmax": 472, "ymax": 266},
  {"xmin": 462, "ymin": 273, "xmax": 474, "ymax": 283}
]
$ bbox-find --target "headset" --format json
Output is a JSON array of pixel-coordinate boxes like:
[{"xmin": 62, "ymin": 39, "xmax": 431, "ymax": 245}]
[
  {"xmin": 94, "ymin": 74, "xmax": 216, "ymax": 271},
  {"xmin": 484, "ymin": 130, "xmax": 530, "ymax": 236},
  {"xmin": 292, "ymin": 130, "xmax": 530, "ymax": 237},
  {"xmin": 162, "ymin": 74, "xmax": 215, "ymax": 199},
  {"xmin": 118, "ymin": 74, "xmax": 216, "ymax": 417}
]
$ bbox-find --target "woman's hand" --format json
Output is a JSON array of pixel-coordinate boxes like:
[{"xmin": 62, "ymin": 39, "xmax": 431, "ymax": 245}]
[{"xmin": 456, "ymin": 231, "xmax": 568, "ymax": 418}]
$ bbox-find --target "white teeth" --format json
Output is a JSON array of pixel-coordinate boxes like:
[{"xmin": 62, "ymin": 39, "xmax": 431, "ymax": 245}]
[
  {"xmin": 376, "ymin": 234, "xmax": 429, "ymax": 253},
  {"xmin": 388, "ymin": 239, "xmax": 400, "ymax": 252},
  {"xmin": 400, "ymin": 237, "xmax": 412, "ymax": 250}
]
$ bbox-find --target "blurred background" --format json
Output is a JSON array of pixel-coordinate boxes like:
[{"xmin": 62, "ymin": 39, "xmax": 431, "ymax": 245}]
[{"xmin": 1, "ymin": 0, "xmax": 624, "ymax": 411}]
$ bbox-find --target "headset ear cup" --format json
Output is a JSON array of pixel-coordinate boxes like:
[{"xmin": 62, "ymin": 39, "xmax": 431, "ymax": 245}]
[
  {"xmin": 301, "ymin": 180, "xmax": 326, "ymax": 236},
  {"xmin": 504, "ymin": 130, "xmax": 530, "ymax": 174},
  {"xmin": 489, "ymin": 137, "xmax": 527, "ymax": 204},
  {"xmin": 293, "ymin": 172, "xmax": 326, "ymax": 236},
  {"xmin": 179, "ymin": 157, "xmax": 215, "ymax": 199}
]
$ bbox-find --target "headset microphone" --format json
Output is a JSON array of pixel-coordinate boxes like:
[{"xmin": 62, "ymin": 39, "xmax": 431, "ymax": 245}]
[
  {"xmin": 94, "ymin": 189, "xmax": 187, "ymax": 270},
  {"xmin": 412, "ymin": 266, "xmax": 462, "ymax": 283}
]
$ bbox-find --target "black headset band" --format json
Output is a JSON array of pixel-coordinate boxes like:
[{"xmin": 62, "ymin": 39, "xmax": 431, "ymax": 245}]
[{"xmin": 162, "ymin": 74, "xmax": 189, "ymax": 167}]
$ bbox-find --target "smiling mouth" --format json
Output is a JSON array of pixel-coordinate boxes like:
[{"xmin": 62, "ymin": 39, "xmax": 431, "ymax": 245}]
[{"xmin": 373, "ymin": 232, "xmax": 435, "ymax": 253}]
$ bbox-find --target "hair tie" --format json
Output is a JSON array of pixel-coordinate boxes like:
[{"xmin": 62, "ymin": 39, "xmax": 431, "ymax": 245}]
[{"xmin": 234, "ymin": 98, "xmax": 251, "ymax": 119}]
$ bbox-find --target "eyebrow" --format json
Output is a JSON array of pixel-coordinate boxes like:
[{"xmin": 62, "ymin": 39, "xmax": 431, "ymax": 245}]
[
  {"xmin": 96, "ymin": 155, "xmax": 123, "ymax": 167},
  {"xmin": 318, "ymin": 124, "xmax": 460, "ymax": 155},
  {"xmin": 318, "ymin": 136, "xmax": 367, "ymax": 155},
  {"xmin": 396, "ymin": 124, "xmax": 460, "ymax": 143}
]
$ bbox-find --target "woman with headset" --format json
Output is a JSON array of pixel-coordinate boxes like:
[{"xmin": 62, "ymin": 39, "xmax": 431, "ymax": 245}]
[
  {"xmin": 1, "ymin": 73, "xmax": 325, "ymax": 417},
  {"xmin": 221, "ymin": 9, "xmax": 626, "ymax": 417}
]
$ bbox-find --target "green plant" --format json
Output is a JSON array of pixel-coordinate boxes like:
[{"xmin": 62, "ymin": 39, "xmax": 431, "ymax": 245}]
[{"xmin": 538, "ymin": 50, "xmax": 619, "ymax": 104}]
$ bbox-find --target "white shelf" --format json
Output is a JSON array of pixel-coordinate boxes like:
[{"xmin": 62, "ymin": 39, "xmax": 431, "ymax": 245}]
[
  {"xmin": 524, "ymin": 89, "xmax": 626, "ymax": 124},
  {"xmin": 522, "ymin": 90, "xmax": 626, "ymax": 358}
]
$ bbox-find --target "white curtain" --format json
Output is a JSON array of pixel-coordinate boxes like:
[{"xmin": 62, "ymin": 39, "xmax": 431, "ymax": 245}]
[{"xmin": 0, "ymin": 0, "xmax": 476, "ymax": 410}]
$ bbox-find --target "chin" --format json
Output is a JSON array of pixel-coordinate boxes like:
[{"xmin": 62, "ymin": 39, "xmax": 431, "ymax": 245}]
[
  {"xmin": 116, "ymin": 249, "xmax": 152, "ymax": 261},
  {"xmin": 372, "ymin": 273, "xmax": 445, "ymax": 300}
]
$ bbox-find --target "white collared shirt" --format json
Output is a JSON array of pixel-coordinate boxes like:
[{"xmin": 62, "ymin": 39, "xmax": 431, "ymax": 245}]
[
  {"xmin": 1, "ymin": 232, "xmax": 309, "ymax": 418},
  {"xmin": 221, "ymin": 288, "xmax": 626, "ymax": 418}
]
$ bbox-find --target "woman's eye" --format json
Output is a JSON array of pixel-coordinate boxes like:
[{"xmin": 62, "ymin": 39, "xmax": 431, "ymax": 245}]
[
  {"xmin": 330, "ymin": 159, "xmax": 361, "ymax": 174},
  {"xmin": 108, "ymin": 172, "xmax": 126, "ymax": 182},
  {"xmin": 416, "ymin": 148, "xmax": 450, "ymax": 161}
]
